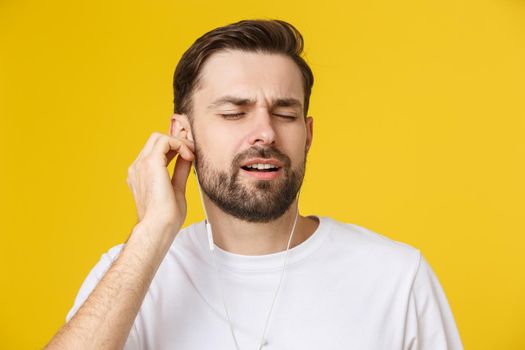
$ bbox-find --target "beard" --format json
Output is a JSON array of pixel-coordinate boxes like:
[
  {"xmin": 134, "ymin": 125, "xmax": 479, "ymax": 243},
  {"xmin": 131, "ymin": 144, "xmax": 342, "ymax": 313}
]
[{"xmin": 194, "ymin": 142, "xmax": 307, "ymax": 223}]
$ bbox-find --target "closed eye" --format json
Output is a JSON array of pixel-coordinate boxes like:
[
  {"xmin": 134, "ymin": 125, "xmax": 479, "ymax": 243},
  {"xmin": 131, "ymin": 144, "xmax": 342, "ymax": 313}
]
[
  {"xmin": 220, "ymin": 113, "xmax": 245, "ymax": 119},
  {"xmin": 219, "ymin": 113, "xmax": 297, "ymax": 120},
  {"xmin": 274, "ymin": 114, "xmax": 297, "ymax": 120}
]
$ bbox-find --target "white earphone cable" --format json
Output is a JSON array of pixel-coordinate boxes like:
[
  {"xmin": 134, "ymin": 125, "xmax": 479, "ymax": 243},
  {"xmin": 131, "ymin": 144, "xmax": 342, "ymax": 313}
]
[{"xmin": 194, "ymin": 165, "xmax": 300, "ymax": 350}]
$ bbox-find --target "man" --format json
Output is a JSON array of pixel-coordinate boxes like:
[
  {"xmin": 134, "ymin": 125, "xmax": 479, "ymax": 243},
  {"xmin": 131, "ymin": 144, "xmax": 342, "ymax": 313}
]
[{"xmin": 46, "ymin": 19, "xmax": 463, "ymax": 349}]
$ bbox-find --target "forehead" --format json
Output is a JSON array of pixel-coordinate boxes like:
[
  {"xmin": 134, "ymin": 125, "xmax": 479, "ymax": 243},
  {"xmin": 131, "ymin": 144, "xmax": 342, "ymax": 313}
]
[{"xmin": 193, "ymin": 50, "xmax": 305, "ymax": 106}]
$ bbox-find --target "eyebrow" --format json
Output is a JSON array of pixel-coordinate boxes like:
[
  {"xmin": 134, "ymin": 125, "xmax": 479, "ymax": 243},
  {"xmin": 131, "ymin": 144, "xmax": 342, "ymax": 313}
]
[{"xmin": 207, "ymin": 95, "xmax": 303, "ymax": 110}]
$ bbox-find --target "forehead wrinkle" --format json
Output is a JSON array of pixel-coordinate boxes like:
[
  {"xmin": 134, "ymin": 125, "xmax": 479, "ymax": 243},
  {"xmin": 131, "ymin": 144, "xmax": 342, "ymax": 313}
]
[{"xmin": 207, "ymin": 96, "xmax": 257, "ymax": 110}]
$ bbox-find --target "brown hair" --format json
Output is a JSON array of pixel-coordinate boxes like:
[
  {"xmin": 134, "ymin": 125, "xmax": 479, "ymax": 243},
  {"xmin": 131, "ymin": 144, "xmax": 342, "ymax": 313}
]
[{"xmin": 173, "ymin": 19, "xmax": 314, "ymax": 120}]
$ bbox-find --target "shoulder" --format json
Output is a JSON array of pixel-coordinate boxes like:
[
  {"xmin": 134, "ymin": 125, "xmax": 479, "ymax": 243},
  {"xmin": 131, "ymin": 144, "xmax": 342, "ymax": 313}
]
[
  {"xmin": 65, "ymin": 223, "xmax": 200, "ymax": 322},
  {"xmin": 326, "ymin": 217, "xmax": 418, "ymax": 254},
  {"xmin": 321, "ymin": 217, "xmax": 421, "ymax": 277}
]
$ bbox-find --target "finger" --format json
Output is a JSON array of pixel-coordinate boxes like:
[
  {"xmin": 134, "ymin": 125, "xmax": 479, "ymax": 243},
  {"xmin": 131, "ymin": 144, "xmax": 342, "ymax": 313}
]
[
  {"xmin": 176, "ymin": 137, "xmax": 195, "ymax": 153},
  {"xmin": 177, "ymin": 135, "xmax": 195, "ymax": 152},
  {"xmin": 166, "ymin": 139, "xmax": 195, "ymax": 165},
  {"xmin": 165, "ymin": 149, "xmax": 178, "ymax": 165},
  {"xmin": 138, "ymin": 132, "xmax": 163, "ymax": 159},
  {"xmin": 151, "ymin": 135, "xmax": 194, "ymax": 160},
  {"xmin": 179, "ymin": 142, "xmax": 195, "ymax": 161},
  {"xmin": 165, "ymin": 143, "xmax": 194, "ymax": 166},
  {"xmin": 150, "ymin": 136, "xmax": 183, "ymax": 162},
  {"xmin": 171, "ymin": 154, "xmax": 192, "ymax": 193}
]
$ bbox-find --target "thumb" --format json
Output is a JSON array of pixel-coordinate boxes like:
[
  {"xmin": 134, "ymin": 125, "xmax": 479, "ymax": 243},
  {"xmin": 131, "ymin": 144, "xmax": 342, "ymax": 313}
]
[{"xmin": 171, "ymin": 154, "xmax": 192, "ymax": 194}]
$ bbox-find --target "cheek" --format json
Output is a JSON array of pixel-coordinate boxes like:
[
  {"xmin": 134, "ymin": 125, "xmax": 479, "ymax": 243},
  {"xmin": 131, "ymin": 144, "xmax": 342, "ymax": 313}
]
[
  {"xmin": 199, "ymin": 127, "xmax": 239, "ymax": 169},
  {"xmin": 280, "ymin": 126, "xmax": 307, "ymax": 152}
]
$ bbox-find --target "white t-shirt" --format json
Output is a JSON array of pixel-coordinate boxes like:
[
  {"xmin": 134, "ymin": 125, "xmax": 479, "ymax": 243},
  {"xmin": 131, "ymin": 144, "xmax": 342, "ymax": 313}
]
[{"xmin": 66, "ymin": 216, "xmax": 463, "ymax": 349}]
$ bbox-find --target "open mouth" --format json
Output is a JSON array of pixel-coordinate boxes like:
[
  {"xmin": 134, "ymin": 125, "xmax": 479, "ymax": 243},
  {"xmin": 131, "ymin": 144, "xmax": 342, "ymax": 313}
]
[{"xmin": 241, "ymin": 164, "xmax": 280, "ymax": 172}]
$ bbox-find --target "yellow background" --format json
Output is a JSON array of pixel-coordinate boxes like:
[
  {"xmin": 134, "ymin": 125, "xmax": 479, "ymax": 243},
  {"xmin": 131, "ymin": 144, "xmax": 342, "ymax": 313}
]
[{"xmin": 1, "ymin": 0, "xmax": 524, "ymax": 348}]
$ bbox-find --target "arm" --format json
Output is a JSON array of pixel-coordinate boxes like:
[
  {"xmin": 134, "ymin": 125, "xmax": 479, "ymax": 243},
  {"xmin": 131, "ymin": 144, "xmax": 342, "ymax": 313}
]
[
  {"xmin": 45, "ymin": 131, "xmax": 195, "ymax": 350},
  {"xmin": 46, "ymin": 220, "xmax": 174, "ymax": 349}
]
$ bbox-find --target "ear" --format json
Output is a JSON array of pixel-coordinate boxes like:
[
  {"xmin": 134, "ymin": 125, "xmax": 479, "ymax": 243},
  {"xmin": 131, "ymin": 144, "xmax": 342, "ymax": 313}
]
[
  {"xmin": 305, "ymin": 116, "xmax": 314, "ymax": 153},
  {"xmin": 170, "ymin": 113, "xmax": 194, "ymax": 142}
]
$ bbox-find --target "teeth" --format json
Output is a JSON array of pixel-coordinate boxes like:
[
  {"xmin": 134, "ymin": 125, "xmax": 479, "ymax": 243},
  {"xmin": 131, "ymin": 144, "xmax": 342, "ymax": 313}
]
[{"xmin": 246, "ymin": 163, "xmax": 278, "ymax": 170}]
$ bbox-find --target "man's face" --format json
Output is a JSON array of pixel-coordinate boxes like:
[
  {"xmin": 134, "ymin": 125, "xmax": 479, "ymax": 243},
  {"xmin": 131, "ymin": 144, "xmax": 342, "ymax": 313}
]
[{"xmin": 188, "ymin": 50, "xmax": 313, "ymax": 223}]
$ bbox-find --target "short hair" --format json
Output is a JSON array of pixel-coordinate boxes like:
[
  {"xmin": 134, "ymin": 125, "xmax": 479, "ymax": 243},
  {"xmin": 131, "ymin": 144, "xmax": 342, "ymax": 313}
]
[{"xmin": 173, "ymin": 19, "xmax": 314, "ymax": 120}]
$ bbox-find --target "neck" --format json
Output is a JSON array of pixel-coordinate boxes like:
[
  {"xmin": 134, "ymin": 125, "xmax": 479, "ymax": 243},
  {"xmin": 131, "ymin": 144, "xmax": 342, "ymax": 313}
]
[{"xmin": 202, "ymin": 197, "xmax": 318, "ymax": 256}]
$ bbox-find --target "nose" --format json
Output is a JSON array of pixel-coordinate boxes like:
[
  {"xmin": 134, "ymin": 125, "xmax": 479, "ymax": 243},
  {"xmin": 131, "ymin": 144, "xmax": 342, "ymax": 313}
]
[{"xmin": 247, "ymin": 109, "xmax": 276, "ymax": 146}]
